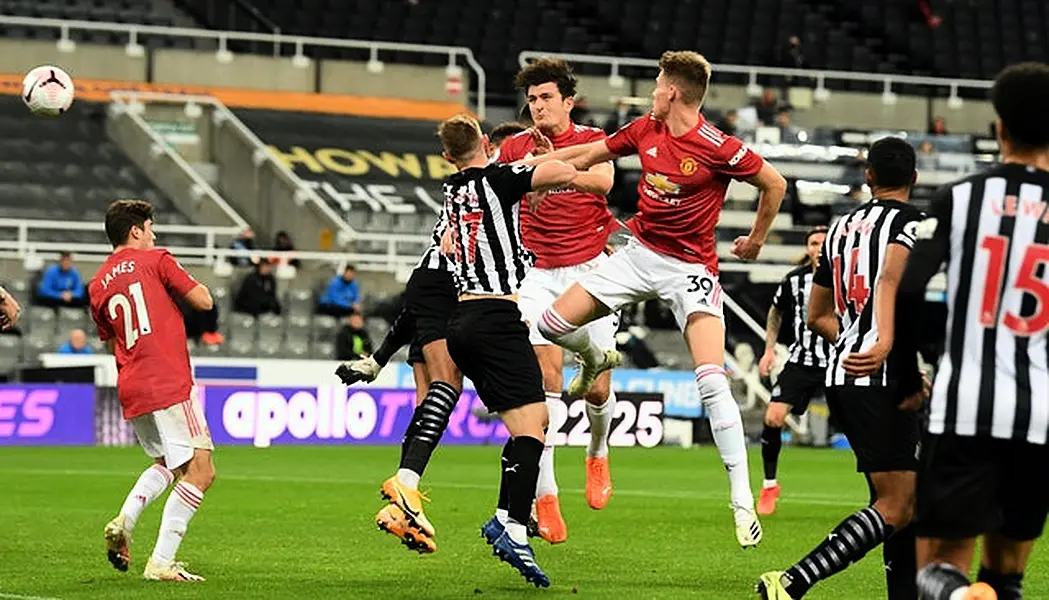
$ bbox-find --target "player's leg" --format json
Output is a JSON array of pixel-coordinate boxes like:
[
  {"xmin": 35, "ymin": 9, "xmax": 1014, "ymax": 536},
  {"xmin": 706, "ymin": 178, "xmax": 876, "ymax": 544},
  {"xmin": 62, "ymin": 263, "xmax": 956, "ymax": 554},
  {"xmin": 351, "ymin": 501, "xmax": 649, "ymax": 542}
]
[
  {"xmin": 915, "ymin": 434, "xmax": 1003, "ymax": 599},
  {"xmin": 761, "ymin": 388, "xmax": 920, "ymax": 599},
  {"xmin": 973, "ymin": 439, "xmax": 1049, "ymax": 600},
  {"xmin": 105, "ymin": 416, "xmax": 174, "ymax": 572},
  {"xmin": 682, "ymin": 311, "xmax": 761, "ymax": 548},
  {"xmin": 581, "ymin": 310, "xmax": 619, "ymax": 510},
  {"xmin": 758, "ymin": 401, "xmax": 790, "ymax": 515},
  {"xmin": 519, "ymin": 269, "xmax": 567, "ymax": 544},
  {"xmin": 532, "ymin": 343, "xmax": 568, "ymax": 543},
  {"xmin": 449, "ymin": 300, "xmax": 549, "ymax": 587},
  {"xmin": 538, "ymin": 246, "xmax": 652, "ymax": 396},
  {"xmin": 145, "ymin": 398, "xmax": 214, "ymax": 582},
  {"xmin": 410, "ymin": 356, "xmax": 430, "ymax": 406}
]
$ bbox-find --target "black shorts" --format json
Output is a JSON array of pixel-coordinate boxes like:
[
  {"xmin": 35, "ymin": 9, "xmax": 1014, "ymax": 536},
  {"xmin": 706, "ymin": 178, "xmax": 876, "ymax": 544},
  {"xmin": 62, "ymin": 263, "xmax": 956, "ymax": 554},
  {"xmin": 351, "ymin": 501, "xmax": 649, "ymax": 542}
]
[
  {"xmin": 403, "ymin": 268, "xmax": 457, "ymax": 349},
  {"xmin": 915, "ymin": 433, "xmax": 1049, "ymax": 541},
  {"xmin": 771, "ymin": 363, "xmax": 825, "ymax": 415},
  {"xmin": 826, "ymin": 386, "xmax": 921, "ymax": 473},
  {"xmin": 446, "ymin": 299, "xmax": 544, "ymax": 414}
]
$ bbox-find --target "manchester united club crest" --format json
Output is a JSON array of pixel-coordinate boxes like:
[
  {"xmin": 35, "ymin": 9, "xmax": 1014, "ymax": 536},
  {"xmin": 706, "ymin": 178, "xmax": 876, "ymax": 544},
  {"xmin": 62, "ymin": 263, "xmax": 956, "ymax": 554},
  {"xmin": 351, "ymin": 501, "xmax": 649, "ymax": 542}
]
[{"xmin": 679, "ymin": 157, "xmax": 697, "ymax": 175}]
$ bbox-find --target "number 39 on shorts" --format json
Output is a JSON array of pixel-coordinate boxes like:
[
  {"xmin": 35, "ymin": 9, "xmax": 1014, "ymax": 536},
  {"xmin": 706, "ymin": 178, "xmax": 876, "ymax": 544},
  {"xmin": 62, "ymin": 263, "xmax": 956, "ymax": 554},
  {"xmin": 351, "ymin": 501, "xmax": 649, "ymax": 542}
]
[{"xmin": 685, "ymin": 274, "xmax": 715, "ymax": 296}]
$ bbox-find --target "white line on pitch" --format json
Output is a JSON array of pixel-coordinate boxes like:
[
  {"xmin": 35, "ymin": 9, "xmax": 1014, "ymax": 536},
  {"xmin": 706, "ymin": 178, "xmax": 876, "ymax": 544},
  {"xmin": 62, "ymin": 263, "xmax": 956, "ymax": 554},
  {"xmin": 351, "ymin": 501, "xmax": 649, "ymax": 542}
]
[{"xmin": 0, "ymin": 593, "xmax": 63, "ymax": 600}]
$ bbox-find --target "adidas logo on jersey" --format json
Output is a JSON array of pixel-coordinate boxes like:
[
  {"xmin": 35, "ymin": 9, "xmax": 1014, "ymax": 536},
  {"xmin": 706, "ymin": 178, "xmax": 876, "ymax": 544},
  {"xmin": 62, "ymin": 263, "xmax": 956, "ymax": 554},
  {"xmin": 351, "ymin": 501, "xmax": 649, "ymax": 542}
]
[{"xmin": 646, "ymin": 147, "xmax": 658, "ymax": 157}]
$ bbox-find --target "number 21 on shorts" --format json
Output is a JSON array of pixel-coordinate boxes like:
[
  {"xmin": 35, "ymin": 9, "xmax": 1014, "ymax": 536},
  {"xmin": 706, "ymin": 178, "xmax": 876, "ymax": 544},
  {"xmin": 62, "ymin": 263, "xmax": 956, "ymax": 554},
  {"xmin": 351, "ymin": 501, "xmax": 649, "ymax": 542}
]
[{"xmin": 108, "ymin": 281, "xmax": 152, "ymax": 350}]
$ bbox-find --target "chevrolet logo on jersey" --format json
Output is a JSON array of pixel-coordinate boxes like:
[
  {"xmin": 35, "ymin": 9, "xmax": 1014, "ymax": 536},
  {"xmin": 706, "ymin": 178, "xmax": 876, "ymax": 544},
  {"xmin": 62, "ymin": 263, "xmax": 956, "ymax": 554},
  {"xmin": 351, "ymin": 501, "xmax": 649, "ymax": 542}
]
[{"xmin": 644, "ymin": 172, "xmax": 681, "ymax": 196}]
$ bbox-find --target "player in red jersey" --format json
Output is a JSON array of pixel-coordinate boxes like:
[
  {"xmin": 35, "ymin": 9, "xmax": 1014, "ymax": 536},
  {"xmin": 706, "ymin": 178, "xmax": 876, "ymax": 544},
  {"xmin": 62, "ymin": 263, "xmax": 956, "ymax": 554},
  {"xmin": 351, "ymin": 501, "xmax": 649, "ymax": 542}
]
[
  {"xmin": 496, "ymin": 58, "xmax": 619, "ymax": 544},
  {"xmin": 524, "ymin": 51, "xmax": 787, "ymax": 548},
  {"xmin": 89, "ymin": 200, "xmax": 216, "ymax": 582}
]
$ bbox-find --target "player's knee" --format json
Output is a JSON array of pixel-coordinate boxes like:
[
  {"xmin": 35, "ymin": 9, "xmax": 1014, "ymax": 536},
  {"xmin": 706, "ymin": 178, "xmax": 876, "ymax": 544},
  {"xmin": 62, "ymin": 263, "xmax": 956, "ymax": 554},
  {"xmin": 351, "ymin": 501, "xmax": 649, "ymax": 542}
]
[
  {"xmin": 187, "ymin": 454, "xmax": 216, "ymax": 491},
  {"xmin": 874, "ymin": 495, "xmax": 915, "ymax": 529},
  {"xmin": 542, "ymin": 371, "xmax": 563, "ymax": 394},
  {"xmin": 584, "ymin": 378, "xmax": 611, "ymax": 405},
  {"xmin": 764, "ymin": 404, "xmax": 788, "ymax": 427}
]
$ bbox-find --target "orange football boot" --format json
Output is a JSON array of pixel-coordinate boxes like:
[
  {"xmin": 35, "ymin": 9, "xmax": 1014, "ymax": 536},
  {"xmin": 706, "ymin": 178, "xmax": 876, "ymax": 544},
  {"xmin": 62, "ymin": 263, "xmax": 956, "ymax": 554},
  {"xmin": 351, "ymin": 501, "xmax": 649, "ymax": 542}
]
[
  {"xmin": 535, "ymin": 494, "xmax": 567, "ymax": 544},
  {"xmin": 376, "ymin": 504, "xmax": 436, "ymax": 554},
  {"xmin": 585, "ymin": 456, "xmax": 613, "ymax": 509},
  {"xmin": 757, "ymin": 484, "xmax": 781, "ymax": 516}
]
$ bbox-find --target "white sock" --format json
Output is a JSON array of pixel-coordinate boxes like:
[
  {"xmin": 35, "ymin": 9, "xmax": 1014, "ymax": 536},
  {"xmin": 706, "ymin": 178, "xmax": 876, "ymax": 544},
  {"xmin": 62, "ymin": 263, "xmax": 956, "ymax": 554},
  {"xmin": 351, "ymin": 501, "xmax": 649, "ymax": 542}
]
[
  {"xmin": 396, "ymin": 468, "xmax": 420, "ymax": 490},
  {"xmin": 119, "ymin": 464, "xmax": 173, "ymax": 531},
  {"xmin": 695, "ymin": 365, "xmax": 755, "ymax": 509},
  {"xmin": 763, "ymin": 479, "xmax": 778, "ymax": 489},
  {"xmin": 495, "ymin": 508, "xmax": 509, "ymax": 524},
  {"xmin": 536, "ymin": 392, "xmax": 562, "ymax": 498},
  {"xmin": 949, "ymin": 590, "xmax": 969, "ymax": 600},
  {"xmin": 585, "ymin": 390, "xmax": 615, "ymax": 458},
  {"xmin": 151, "ymin": 481, "xmax": 203, "ymax": 564},
  {"xmin": 505, "ymin": 520, "xmax": 528, "ymax": 544},
  {"xmin": 537, "ymin": 308, "xmax": 604, "ymax": 366}
]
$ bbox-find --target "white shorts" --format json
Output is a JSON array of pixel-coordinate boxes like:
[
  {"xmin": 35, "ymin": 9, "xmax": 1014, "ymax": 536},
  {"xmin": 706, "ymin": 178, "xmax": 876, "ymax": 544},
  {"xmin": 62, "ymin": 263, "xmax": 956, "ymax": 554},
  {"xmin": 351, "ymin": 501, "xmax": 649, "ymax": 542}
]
[
  {"xmin": 579, "ymin": 238, "xmax": 724, "ymax": 331},
  {"xmin": 131, "ymin": 396, "xmax": 214, "ymax": 470},
  {"xmin": 518, "ymin": 254, "xmax": 620, "ymax": 349}
]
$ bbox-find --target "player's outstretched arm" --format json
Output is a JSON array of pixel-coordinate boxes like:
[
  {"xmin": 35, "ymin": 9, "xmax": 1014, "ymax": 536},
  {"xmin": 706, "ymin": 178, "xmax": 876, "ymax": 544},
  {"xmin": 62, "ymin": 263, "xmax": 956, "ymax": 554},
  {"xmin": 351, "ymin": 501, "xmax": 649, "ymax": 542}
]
[
  {"xmin": 530, "ymin": 160, "xmax": 579, "ymax": 193},
  {"xmin": 568, "ymin": 161, "xmax": 614, "ymax": 196},
  {"xmin": 806, "ymin": 284, "xmax": 838, "ymax": 344},
  {"xmin": 732, "ymin": 163, "xmax": 788, "ymax": 260},
  {"xmin": 183, "ymin": 284, "xmax": 214, "ymax": 312},
  {"xmin": 0, "ymin": 285, "xmax": 21, "ymax": 330},
  {"xmin": 518, "ymin": 140, "xmax": 618, "ymax": 171}
]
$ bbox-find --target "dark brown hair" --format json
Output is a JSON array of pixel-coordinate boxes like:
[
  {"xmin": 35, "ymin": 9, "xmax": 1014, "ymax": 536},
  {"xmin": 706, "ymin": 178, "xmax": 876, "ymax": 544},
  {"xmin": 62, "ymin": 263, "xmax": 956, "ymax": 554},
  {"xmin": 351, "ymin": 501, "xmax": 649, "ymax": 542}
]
[
  {"xmin": 490, "ymin": 121, "xmax": 528, "ymax": 147},
  {"xmin": 659, "ymin": 50, "xmax": 712, "ymax": 105},
  {"xmin": 796, "ymin": 226, "xmax": 829, "ymax": 266},
  {"xmin": 991, "ymin": 62, "xmax": 1049, "ymax": 150},
  {"xmin": 437, "ymin": 114, "xmax": 483, "ymax": 164},
  {"xmin": 105, "ymin": 199, "xmax": 155, "ymax": 247},
  {"xmin": 514, "ymin": 58, "xmax": 578, "ymax": 99}
]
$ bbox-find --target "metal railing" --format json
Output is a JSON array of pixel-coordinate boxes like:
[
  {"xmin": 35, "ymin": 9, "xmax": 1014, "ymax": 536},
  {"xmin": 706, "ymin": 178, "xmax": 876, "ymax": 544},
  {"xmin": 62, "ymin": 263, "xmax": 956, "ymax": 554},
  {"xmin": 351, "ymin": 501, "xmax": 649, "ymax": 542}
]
[
  {"xmin": 0, "ymin": 218, "xmax": 423, "ymax": 272},
  {"xmin": 108, "ymin": 91, "xmax": 432, "ymax": 256},
  {"xmin": 518, "ymin": 51, "xmax": 992, "ymax": 101},
  {"xmin": 0, "ymin": 15, "xmax": 487, "ymax": 120},
  {"xmin": 107, "ymin": 95, "xmax": 249, "ymax": 229}
]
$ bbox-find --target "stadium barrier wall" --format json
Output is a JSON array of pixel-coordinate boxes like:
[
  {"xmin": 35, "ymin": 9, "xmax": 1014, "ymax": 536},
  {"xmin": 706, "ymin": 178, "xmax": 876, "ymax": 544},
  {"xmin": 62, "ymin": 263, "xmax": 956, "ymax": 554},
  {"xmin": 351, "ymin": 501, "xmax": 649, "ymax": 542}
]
[{"xmin": 0, "ymin": 382, "xmax": 665, "ymax": 448}]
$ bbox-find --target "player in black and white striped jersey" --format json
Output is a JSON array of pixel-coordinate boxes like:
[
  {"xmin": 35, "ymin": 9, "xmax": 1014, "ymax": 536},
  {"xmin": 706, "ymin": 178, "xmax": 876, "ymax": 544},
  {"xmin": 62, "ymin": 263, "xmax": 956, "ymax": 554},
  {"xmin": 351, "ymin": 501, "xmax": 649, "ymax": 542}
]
[
  {"xmin": 757, "ymin": 137, "xmax": 930, "ymax": 600},
  {"xmin": 437, "ymin": 114, "xmax": 579, "ymax": 588},
  {"xmin": 333, "ymin": 123, "xmax": 529, "ymax": 555},
  {"xmin": 756, "ymin": 226, "xmax": 829, "ymax": 516},
  {"xmin": 903, "ymin": 63, "xmax": 1049, "ymax": 600}
]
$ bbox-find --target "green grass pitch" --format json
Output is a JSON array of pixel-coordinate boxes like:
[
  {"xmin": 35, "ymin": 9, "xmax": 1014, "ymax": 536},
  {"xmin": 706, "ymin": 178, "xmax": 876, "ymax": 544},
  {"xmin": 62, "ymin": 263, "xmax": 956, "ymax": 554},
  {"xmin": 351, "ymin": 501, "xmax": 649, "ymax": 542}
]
[{"xmin": 0, "ymin": 445, "xmax": 1045, "ymax": 599}]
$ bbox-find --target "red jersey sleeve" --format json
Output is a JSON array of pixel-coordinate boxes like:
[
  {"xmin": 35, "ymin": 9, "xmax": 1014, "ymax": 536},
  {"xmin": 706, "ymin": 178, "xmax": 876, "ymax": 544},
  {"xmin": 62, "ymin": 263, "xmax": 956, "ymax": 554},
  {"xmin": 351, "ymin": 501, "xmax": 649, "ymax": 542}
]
[
  {"xmin": 92, "ymin": 302, "xmax": 113, "ymax": 342},
  {"xmin": 494, "ymin": 132, "xmax": 530, "ymax": 164},
  {"xmin": 606, "ymin": 115, "xmax": 650, "ymax": 157},
  {"xmin": 713, "ymin": 136, "xmax": 764, "ymax": 179},
  {"xmin": 156, "ymin": 251, "xmax": 199, "ymax": 298}
]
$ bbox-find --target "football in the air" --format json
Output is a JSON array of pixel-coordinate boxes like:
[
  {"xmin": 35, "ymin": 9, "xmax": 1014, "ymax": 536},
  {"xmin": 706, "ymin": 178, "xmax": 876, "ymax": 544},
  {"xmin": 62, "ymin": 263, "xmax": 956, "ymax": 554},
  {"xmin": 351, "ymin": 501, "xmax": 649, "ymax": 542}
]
[{"xmin": 22, "ymin": 65, "xmax": 74, "ymax": 118}]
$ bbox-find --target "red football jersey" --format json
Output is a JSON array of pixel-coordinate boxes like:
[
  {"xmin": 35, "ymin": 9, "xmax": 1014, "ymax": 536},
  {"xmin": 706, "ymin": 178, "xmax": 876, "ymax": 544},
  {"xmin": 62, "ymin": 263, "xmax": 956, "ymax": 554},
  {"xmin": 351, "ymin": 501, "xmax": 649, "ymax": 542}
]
[
  {"xmin": 89, "ymin": 249, "xmax": 199, "ymax": 419},
  {"xmin": 606, "ymin": 113, "xmax": 764, "ymax": 271},
  {"xmin": 497, "ymin": 124, "xmax": 617, "ymax": 269}
]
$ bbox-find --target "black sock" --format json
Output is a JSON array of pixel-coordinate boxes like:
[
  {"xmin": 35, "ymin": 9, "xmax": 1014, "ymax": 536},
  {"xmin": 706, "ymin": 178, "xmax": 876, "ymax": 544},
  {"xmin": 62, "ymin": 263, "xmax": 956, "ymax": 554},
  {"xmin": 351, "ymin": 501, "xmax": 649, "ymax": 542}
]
[
  {"xmin": 398, "ymin": 381, "xmax": 459, "ymax": 475},
  {"xmin": 917, "ymin": 563, "xmax": 971, "ymax": 599},
  {"xmin": 506, "ymin": 436, "xmax": 543, "ymax": 526},
  {"xmin": 761, "ymin": 425, "xmax": 783, "ymax": 481},
  {"xmin": 784, "ymin": 507, "xmax": 892, "ymax": 598},
  {"xmin": 883, "ymin": 524, "xmax": 917, "ymax": 600},
  {"xmin": 497, "ymin": 439, "xmax": 514, "ymax": 511},
  {"xmin": 978, "ymin": 566, "xmax": 1023, "ymax": 600},
  {"xmin": 373, "ymin": 308, "xmax": 416, "ymax": 366}
]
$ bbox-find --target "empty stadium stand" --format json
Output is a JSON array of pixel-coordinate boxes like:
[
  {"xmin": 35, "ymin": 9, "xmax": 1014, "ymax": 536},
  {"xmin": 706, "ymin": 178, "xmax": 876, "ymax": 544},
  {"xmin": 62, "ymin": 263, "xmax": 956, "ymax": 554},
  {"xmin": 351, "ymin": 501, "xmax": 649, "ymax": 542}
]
[
  {"xmin": 0, "ymin": 0, "xmax": 195, "ymax": 48},
  {"xmin": 0, "ymin": 100, "xmax": 194, "ymax": 244}
]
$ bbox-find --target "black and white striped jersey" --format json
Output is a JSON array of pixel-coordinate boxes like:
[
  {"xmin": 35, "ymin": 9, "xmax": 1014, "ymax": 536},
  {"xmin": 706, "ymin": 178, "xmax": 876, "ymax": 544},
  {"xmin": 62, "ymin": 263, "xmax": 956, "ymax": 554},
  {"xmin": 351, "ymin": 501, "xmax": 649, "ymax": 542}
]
[
  {"xmin": 901, "ymin": 163, "xmax": 1049, "ymax": 444},
  {"xmin": 444, "ymin": 163, "xmax": 537, "ymax": 295},
  {"xmin": 414, "ymin": 209, "xmax": 454, "ymax": 273},
  {"xmin": 773, "ymin": 264, "xmax": 831, "ymax": 368},
  {"xmin": 814, "ymin": 199, "xmax": 924, "ymax": 387}
]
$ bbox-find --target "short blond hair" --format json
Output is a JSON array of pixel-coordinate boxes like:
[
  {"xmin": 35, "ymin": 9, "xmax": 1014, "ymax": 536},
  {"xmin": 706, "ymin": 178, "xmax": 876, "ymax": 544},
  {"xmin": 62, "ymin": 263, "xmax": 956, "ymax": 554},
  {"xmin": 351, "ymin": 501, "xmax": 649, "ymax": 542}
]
[
  {"xmin": 659, "ymin": 50, "xmax": 712, "ymax": 106},
  {"xmin": 437, "ymin": 114, "xmax": 483, "ymax": 164}
]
